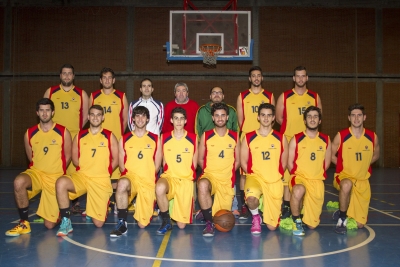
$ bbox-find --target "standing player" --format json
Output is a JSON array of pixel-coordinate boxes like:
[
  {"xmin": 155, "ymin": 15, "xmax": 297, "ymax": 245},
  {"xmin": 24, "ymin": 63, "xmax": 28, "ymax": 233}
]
[
  {"xmin": 287, "ymin": 106, "xmax": 331, "ymax": 236},
  {"xmin": 55, "ymin": 105, "xmax": 119, "ymax": 236},
  {"xmin": 241, "ymin": 103, "xmax": 288, "ymax": 234},
  {"xmin": 197, "ymin": 103, "xmax": 240, "ymax": 236},
  {"xmin": 162, "ymin": 83, "xmax": 199, "ymax": 134},
  {"xmin": 128, "ymin": 78, "xmax": 164, "ymax": 135},
  {"xmin": 236, "ymin": 66, "xmax": 275, "ymax": 219},
  {"xmin": 332, "ymin": 104, "xmax": 380, "ymax": 234},
  {"xmin": 44, "ymin": 64, "xmax": 88, "ymax": 214},
  {"xmin": 5, "ymin": 98, "xmax": 72, "ymax": 236},
  {"xmin": 110, "ymin": 106, "xmax": 162, "ymax": 237},
  {"xmin": 155, "ymin": 107, "xmax": 198, "ymax": 234},
  {"xmin": 276, "ymin": 66, "xmax": 322, "ymax": 219},
  {"xmin": 90, "ymin": 67, "xmax": 128, "ymax": 213}
]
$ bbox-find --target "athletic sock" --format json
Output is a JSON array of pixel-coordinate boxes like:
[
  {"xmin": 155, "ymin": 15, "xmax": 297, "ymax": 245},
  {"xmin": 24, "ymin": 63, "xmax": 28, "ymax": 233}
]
[
  {"xmin": 159, "ymin": 210, "xmax": 170, "ymax": 222},
  {"xmin": 240, "ymin": 190, "xmax": 246, "ymax": 207},
  {"xmin": 18, "ymin": 207, "xmax": 29, "ymax": 221},
  {"xmin": 201, "ymin": 208, "xmax": 213, "ymax": 222},
  {"xmin": 249, "ymin": 208, "xmax": 259, "ymax": 216},
  {"xmin": 117, "ymin": 209, "xmax": 128, "ymax": 221},
  {"xmin": 283, "ymin": 200, "xmax": 290, "ymax": 207},
  {"xmin": 339, "ymin": 210, "xmax": 347, "ymax": 219},
  {"xmin": 292, "ymin": 215, "xmax": 300, "ymax": 223},
  {"xmin": 60, "ymin": 208, "xmax": 71, "ymax": 219}
]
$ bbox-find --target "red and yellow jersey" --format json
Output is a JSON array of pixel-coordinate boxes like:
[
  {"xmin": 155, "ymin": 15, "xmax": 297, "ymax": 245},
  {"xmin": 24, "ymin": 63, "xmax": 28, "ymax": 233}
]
[
  {"xmin": 91, "ymin": 89, "xmax": 126, "ymax": 140},
  {"xmin": 291, "ymin": 131, "xmax": 329, "ymax": 181},
  {"xmin": 121, "ymin": 131, "xmax": 158, "ymax": 186},
  {"xmin": 280, "ymin": 89, "xmax": 319, "ymax": 140},
  {"xmin": 239, "ymin": 89, "xmax": 273, "ymax": 133},
  {"xmin": 27, "ymin": 123, "xmax": 67, "ymax": 176},
  {"xmin": 334, "ymin": 128, "xmax": 375, "ymax": 181},
  {"xmin": 162, "ymin": 131, "xmax": 196, "ymax": 181},
  {"xmin": 245, "ymin": 130, "xmax": 284, "ymax": 183},
  {"xmin": 48, "ymin": 85, "xmax": 85, "ymax": 137},
  {"xmin": 202, "ymin": 129, "xmax": 238, "ymax": 188},
  {"xmin": 76, "ymin": 128, "xmax": 113, "ymax": 178}
]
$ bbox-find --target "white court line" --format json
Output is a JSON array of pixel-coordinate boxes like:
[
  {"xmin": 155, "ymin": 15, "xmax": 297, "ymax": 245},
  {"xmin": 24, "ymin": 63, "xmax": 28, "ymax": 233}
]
[
  {"xmin": 62, "ymin": 225, "xmax": 376, "ymax": 263},
  {"xmin": 325, "ymin": 190, "xmax": 400, "ymax": 221}
]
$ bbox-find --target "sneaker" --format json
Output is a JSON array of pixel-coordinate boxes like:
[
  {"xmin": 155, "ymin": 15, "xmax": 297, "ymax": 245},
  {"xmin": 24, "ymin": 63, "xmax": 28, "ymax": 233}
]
[
  {"xmin": 157, "ymin": 220, "xmax": 172, "ymax": 235},
  {"xmin": 281, "ymin": 205, "xmax": 291, "ymax": 219},
  {"xmin": 239, "ymin": 204, "xmax": 249, "ymax": 220},
  {"xmin": 332, "ymin": 210, "xmax": 340, "ymax": 221},
  {"xmin": 202, "ymin": 221, "xmax": 215, "ymax": 237},
  {"xmin": 71, "ymin": 204, "xmax": 81, "ymax": 215},
  {"xmin": 153, "ymin": 209, "xmax": 159, "ymax": 217},
  {"xmin": 292, "ymin": 218, "xmax": 305, "ymax": 236},
  {"xmin": 110, "ymin": 220, "xmax": 128, "ymax": 237},
  {"xmin": 195, "ymin": 210, "xmax": 205, "ymax": 221},
  {"xmin": 335, "ymin": 217, "xmax": 347, "ymax": 234},
  {"xmin": 56, "ymin": 217, "xmax": 73, "ymax": 237},
  {"xmin": 232, "ymin": 210, "xmax": 240, "ymax": 218},
  {"xmin": 251, "ymin": 214, "xmax": 262, "ymax": 234},
  {"xmin": 5, "ymin": 220, "xmax": 31, "ymax": 236},
  {"xmin": 114, "ymin": 203, "xmax": 118, "ymax": 215}
]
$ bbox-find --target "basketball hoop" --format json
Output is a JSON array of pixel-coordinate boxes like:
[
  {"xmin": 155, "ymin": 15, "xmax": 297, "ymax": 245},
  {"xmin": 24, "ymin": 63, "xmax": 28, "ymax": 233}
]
[{"xmin": 200, "ymin": 44, "xmax": 222, "ymax": 65}]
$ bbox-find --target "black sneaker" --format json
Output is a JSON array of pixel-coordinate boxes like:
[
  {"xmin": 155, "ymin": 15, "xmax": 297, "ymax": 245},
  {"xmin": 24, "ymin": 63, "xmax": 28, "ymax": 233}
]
[
  {"xmin": 110, "ymin": 220, "xmax": 128, "ymax": 237},
  {"xmin": 335, "ymin": 217, "xmax": 347, "ymax": 235},
  {"xmin": 70, "ymin": 204, "xmax": 82, "ymax": 215},
  {"xmin": 280, "ymin": 205, "xmax": 291, "ymax": 219},
  {"xmin": 239, "ymin": 204, "xmax": 249, "ymax": 220},
  {"xmin": 157, "ymin": 219, "xmax": 172, "ymax": 235},
  {"xmin": 332, "ymin": 210, "xmax": 340, "ymax": 221}
]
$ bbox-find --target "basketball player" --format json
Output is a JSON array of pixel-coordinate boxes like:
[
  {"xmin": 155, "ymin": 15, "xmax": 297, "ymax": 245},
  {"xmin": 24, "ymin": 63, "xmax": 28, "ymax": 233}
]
[
  {"xmin": 55, "ymin": 105, "xmax": 119, "ymax": 236},
  {"xmin": 236, "ymin": 66, "xmax": 275, "ymax": 219},
  {"xmin": 5, "ymin": 98, "xmax": 72, "ymax": 236},
  {"xmin": 155, "ymin": 107, "xmax": 198, "ymax": 235},
  {"xmin": 197, "ymin": 103, "xmax": 240, "ymax": 236},
  {"xmin": 288, "ymin": 106, "xmax": 331, "ymax": 236},
  {"xmin": 110, "ymin": 106, "xmax": 162, "ymax": 237},
  {"xmin": 44, "ymin": 64, "xmax": 89, "ymax": 214},
  {"xmin": 162, "ymin": 83, "xmax": 199, "ymax": 134},
  {"xmin": 128, "ymin": 78, "xmax": 164, "ymax": 135},
  {"xmin": 276, "ymin": 66, "xmax": 322, "ymax": 219},
  {"xmin": 90, "ymin": 67, "xmax": 128, "ymax": 213},
  {"xmin": 241, "ymin": 103, "xmax": 288, "ymax": 234},
  {"xmin": 332, "ymin": 104, "xmax": 380, "ymax": 234}
]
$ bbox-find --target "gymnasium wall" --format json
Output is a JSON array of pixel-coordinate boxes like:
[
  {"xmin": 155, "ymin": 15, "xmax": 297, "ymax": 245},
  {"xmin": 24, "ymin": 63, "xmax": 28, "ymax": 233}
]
[{"xmin": 1, "ymin": 4, "xmax": 399, "ymax": 168}]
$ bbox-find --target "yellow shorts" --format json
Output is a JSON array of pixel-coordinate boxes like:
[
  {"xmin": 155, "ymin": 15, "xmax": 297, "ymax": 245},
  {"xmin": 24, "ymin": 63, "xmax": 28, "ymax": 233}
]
[
  {"xmin": 68, "ymin": 172, "xmax": 112, "ymax": 222},
  {"xmin": 24, "ymin": 168, "xmax": 61, "ymax": 223},
  {"xmin": 245, "ymin": 175, "xmax": 283, "ymax": 227},
  {"xmin": 333, "ymin": 174, "xmax": 370, "ymax": 224},
  {"xmin": 199, "ymin": 173, "xmax": 234, "ymax": 216},
  {"xmin": 111, "ymin": 168, "xmax": 121, "ymax": 181},
  {"xmin": 121, "ymin": 174, "xmax": 155, "ymax": 227},
  {"xmin": 289, "ymin": 176, "xmax": 324, "ymax": 228},
  {"xmin": 161, "ymin": 174, "xmax": 194, "ymax": 224}
]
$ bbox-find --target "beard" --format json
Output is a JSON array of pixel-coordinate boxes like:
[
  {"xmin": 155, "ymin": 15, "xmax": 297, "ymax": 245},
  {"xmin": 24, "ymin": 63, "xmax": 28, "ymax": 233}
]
[
  {"xmin": 61, "ymin": 80, "xmax": 73, "ymax": 87},
  {"xmin": 306, "ymin": 125, "xmax": 319, "ymax": 131}
]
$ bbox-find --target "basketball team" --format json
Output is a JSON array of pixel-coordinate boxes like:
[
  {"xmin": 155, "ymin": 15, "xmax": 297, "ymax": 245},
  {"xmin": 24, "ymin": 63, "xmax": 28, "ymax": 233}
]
[{"xmin": 5, "ymin": 64, "xmax": 379, "ymax": 239}]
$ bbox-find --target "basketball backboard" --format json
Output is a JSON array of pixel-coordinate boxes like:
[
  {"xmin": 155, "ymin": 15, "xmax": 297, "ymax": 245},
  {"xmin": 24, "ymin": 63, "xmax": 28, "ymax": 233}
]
[{"xmin": 166, "ymin": 10, "xmax": 253, "ymax": 62}]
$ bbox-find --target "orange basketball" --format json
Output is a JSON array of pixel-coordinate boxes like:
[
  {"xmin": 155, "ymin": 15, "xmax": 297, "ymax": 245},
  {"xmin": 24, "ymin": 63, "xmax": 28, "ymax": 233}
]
[{"xmin": 213, "ymin": 209, "xmax": 235, "ymax": 232}]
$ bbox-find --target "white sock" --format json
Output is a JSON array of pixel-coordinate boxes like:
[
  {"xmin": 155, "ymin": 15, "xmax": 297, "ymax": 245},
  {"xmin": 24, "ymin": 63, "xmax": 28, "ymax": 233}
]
[{"xmin": 250, "ymin": 208, "xmax": 259, "ymax": 216}]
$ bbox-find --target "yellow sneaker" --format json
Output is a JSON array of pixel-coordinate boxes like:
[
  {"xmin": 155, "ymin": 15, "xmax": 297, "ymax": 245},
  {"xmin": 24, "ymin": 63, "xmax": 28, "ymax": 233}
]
[{"xmin": 5, "ymin": 220, "xmax": 31, "ymax": 236}]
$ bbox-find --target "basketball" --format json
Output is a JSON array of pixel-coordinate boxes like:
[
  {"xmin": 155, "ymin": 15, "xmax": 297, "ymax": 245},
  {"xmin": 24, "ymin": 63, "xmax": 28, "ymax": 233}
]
[{"xmin": 213, "ymin": 209, "xmax": 235, "ymax": 232}]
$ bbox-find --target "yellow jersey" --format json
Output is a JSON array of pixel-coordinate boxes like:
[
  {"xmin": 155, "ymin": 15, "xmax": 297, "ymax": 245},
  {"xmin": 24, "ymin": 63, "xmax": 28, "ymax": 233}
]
[{"xmin": 245, "ymin": 130, "xmax": 284, "ymax": 183}]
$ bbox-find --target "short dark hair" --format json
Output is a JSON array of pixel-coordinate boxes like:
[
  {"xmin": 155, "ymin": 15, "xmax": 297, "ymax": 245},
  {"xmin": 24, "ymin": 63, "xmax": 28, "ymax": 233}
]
[
  {"xmin": 211, "ymin": 102, "xmax": 229, "ymax": 116},
  {"xmin": 132, "ymin": 106, "xmax": 150, "ymax": 119},
  {"xmin": 36, "ymin": 98, "xmax": 55, "ymax": 112},
  {"xmin": 89, "ymin": 104, "xmax": 104, "ymax": 115},
  {"xmin": 171, "ymin": 107, "xmax": 187, "ymax": 119},
  {"xmin": 209, "ymin": 86, "xmax": 224, "ymax": 94},
  {"xmin": 249, "ymin": 66, "xmax": 262, "ymax": 77},
  {"xmin": 60, "ymin": 64, "xmax": 74, "ymax": 74},
  {"xmin": 258, "ymin": 103, "xmax": 275, "ymax": 116},
  {"xmin": 303, "ymin": 106, "xmax": 322, "ymax": 120},
  {"xmin": 100, "ymin": 67, "xmax": 115, "ymax": 78},
  {"xmin": 140, "ymin": 78, "xmax": 153, "ymax": 87},
  {"xmin": 348, "ymin": 103, "xmax": 365, "ymax": 115},
  {"xmin": 294, "ymin": 66, "xmax": 307, "ymax": 76}
]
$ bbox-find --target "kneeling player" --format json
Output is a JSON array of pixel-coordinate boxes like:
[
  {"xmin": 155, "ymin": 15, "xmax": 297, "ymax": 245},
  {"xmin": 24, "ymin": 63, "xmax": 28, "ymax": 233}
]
[
  {"xmin": 155, "ymin": 107, "xmax": 198, "ymax": 234},
  {"xmin": 110, "ymin": 106, "xmax": 162, "ymax": 237},
  {"xmin": 288, "ymin": 106, "xmax": 331, "ymax": 236},
  {"xmin": 197, "ymin": 103, "xmax": 240, "ymax": 236},
  {"xmin": 241, "ymin": 103, "xmax": 288, "ymax": 234},
  {"xmin": 55, "ymin": 105, "xmax": 119, "ymax": 236}
]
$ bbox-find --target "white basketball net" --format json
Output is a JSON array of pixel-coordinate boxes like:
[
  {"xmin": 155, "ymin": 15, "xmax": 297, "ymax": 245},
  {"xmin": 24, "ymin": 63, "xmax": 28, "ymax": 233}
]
[{"xmin": 200, "ymin": 44, "xmax": 222, "ymax": 65}]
